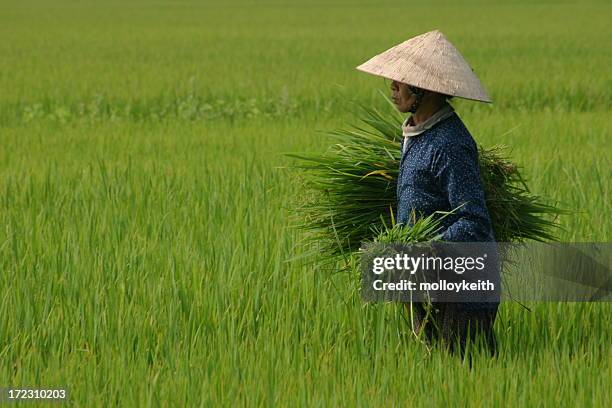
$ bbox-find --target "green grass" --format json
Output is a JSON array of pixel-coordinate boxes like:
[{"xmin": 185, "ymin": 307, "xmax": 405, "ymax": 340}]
[{"xmin": 0, "ymin": 0, "xmax": 610, "ymax": 406}]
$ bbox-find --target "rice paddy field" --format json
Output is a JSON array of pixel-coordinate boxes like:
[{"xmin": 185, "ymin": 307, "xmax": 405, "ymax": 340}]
[{"xmin": 0, "ymin": 0, "xmax": 610, "ymax": 406}]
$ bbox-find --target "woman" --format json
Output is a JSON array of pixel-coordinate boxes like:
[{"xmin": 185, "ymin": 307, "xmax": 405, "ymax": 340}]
[{"xmin": 357, "ymin": 30, "xmax": 499, "ymax": 355}]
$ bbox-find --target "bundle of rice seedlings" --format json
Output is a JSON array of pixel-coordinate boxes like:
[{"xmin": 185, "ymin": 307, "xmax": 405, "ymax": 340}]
[{"xmin": 288, "ymin": 99, "xmax": 565, "ymax": 259}]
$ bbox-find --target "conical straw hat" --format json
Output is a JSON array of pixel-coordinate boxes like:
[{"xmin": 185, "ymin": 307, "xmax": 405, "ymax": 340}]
[{"xmin": 356, "ymin": 30, "xmax": 491, "ymax": 103}]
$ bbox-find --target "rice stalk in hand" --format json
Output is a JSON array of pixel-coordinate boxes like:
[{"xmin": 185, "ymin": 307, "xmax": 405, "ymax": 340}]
[{"xmin": 287, "ymin": 99, "xmax": 566, "ymax": 260}]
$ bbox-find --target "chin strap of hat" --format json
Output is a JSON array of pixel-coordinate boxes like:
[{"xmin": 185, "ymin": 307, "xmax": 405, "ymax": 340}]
[{"xmin": 408, "ymin": 86, "xmax": 425, "ymax": 113}]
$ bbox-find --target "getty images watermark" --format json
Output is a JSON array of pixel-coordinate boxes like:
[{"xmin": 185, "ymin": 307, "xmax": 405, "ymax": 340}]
[{"xmin": 361, "ymin": 242, "xmax": 611, "ymax": 303}]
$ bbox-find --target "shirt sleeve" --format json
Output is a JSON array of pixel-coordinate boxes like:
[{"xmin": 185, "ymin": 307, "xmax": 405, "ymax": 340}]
[{"xmin": 433, "ymin": 142, "xmax": 493, "ymax": 242}]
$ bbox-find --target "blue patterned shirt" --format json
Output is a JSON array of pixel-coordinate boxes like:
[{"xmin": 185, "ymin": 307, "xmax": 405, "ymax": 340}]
[{"xmin": 397, "ymin": 112, "xmax": 495, "ymax": 243}]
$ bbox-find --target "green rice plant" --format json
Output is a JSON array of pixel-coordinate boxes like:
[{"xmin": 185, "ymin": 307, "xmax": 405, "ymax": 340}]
[
  {"xmin": 371, "ymin": 212, "xmax": 445, "ymax": 244},
  {"xmin": 289, "ymin": 97, "xmax": 566, "ymax": 258}
]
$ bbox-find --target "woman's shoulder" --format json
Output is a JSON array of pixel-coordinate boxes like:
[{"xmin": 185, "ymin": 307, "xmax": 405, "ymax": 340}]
[{"xmin": 428, "ymin": 113, "xmax": 476, "ymax": 151}]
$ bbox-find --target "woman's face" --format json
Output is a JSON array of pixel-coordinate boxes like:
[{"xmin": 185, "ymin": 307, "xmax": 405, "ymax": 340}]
[{"xmin": 390, "ymin": 80, "xmax": 416, "ymax": 113}]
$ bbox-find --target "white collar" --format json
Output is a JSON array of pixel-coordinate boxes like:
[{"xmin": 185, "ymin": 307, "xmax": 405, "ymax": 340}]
[{"xmin": 402, "ymin": 104, "xmax": 455, "ymax": 138}]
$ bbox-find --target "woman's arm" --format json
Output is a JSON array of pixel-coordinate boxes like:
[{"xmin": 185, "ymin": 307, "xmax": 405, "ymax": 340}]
[{"xmin": 433, "ymin": 142, "xmax": 493, "ymax": 242}]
